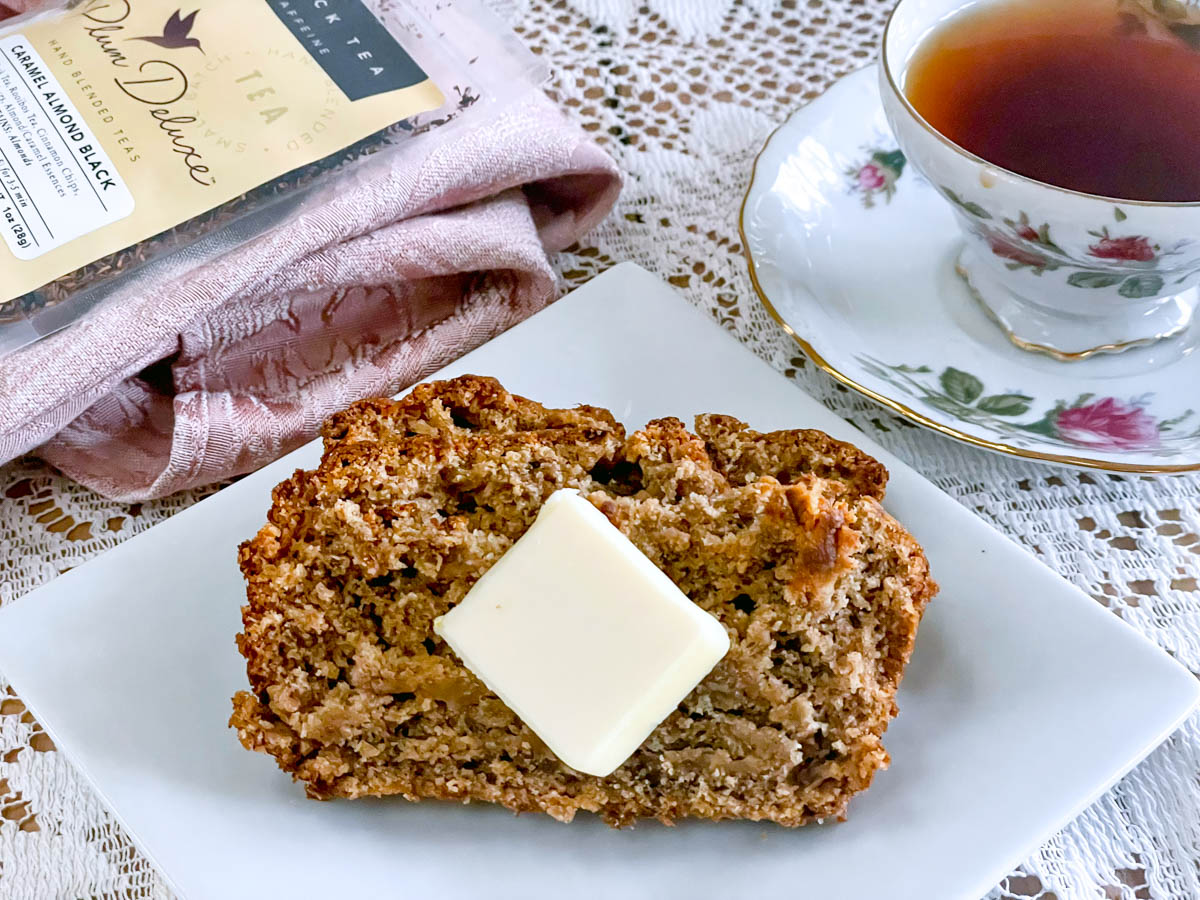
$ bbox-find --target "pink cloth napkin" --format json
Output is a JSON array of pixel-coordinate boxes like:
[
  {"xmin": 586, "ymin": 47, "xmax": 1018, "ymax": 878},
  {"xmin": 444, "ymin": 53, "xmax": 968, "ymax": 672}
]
[{"xmin": 0, "ymin": 51, "xmax": 621, "ymax": 500}]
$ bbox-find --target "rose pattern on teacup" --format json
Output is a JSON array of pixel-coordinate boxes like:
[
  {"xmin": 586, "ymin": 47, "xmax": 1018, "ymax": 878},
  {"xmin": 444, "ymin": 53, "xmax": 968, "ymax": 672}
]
[
  {"xmin": 857, "ymin": 355, "xmax": 1200, "ymax": 454},
  {"xmin": 980, "ymin": 211, "xmax": 1065, "ymax": 274},
  {"xmin": 984, "ymin": 231, "xmax": 1058, "ymax": 273},
  {"xmin": 846, "ymin": 147, "xmax": 906, "ymax": 207},
  {"xmin": 1088, "ymin": 228, "xmax": 1157, "ymax": 262},
  {"xmin": 941, "ymin": 187, "xmax": 1199, "ymax": 299},
  {"xmin": 880, "ymin": 0, "xmax": 1200, "ymax": 357}
]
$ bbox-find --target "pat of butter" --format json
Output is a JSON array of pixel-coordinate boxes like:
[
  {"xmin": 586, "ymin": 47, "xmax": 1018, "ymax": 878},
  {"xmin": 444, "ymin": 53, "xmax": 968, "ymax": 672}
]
[{"xmin": 434, "ymin": 489, "xmax": 729, "ymax": 777}]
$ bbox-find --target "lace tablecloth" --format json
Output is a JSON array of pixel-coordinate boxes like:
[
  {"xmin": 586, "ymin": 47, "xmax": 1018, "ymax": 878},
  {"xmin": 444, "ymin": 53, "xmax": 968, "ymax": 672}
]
[{"xmin": 1, "ymin": 1, "xmax": 1198, "ymax": 897}]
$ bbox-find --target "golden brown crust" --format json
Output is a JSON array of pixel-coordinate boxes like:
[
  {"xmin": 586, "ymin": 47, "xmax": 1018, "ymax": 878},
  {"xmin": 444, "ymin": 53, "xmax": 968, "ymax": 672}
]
[
  {"xmin": 320, "ymin": 375, "xmax": 621, "ymax": 450},
  {"xmin": 694, "ymin": 413, "xmax": 889, "ymax": 501},
  {"xmin": 233, "ymin": 375, "xmax": 935, "ymax": 827}
]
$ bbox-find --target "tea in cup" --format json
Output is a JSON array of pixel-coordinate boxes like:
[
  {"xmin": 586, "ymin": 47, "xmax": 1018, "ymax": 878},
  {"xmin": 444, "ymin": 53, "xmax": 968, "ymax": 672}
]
[{"xmin": 880, "ymin": 0, "xmax": 1200, "ymax": 359}]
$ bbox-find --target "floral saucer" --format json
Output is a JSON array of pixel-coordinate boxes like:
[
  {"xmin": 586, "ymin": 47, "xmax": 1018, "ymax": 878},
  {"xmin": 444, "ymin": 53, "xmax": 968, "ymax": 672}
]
[{"xmin": 740, "ymin": 64, "xmax": 1200, "ymax": 473}]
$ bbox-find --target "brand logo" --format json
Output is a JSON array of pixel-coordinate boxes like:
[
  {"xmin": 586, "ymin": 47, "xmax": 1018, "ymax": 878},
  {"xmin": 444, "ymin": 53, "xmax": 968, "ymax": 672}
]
[
  {"xmin": 132, "ymin": 9, "xmax": 204, "ymax": 54},
  {"xmin": 78, "ymin": 1, "xmax": 214, "ymax": 187}
]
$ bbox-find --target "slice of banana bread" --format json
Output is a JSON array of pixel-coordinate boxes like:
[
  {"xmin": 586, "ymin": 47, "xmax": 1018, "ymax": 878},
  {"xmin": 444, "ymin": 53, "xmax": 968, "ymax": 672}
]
[{"xmin": 232, "ymin": 376, "xmax": 935, "ymax": 827}]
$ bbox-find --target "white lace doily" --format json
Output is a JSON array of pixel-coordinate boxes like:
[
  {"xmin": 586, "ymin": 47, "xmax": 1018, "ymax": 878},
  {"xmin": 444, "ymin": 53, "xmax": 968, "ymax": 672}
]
[{"xmin": 2, "ymin": 1, "xmax": 1198, "ymax": 897}]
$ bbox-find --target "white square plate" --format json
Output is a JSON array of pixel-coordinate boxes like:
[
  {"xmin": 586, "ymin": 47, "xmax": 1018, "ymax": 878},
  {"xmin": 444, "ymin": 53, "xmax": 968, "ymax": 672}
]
[{"xmin": 0, "ymin": 264, "xmax": 1195, "ymax": 900}]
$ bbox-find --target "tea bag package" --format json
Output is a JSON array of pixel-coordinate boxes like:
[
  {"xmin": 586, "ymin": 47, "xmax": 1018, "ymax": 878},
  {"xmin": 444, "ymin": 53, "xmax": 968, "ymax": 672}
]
[{"xmin": 0, "ymin": 0, "xmax": 543, "ymax": 355}]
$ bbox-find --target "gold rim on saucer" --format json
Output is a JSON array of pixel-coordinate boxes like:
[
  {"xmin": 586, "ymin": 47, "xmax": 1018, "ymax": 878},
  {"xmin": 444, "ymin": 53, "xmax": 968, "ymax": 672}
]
[{"xmin": 737, "ymin": 85, "xmax": 1200, "ymax": 475}]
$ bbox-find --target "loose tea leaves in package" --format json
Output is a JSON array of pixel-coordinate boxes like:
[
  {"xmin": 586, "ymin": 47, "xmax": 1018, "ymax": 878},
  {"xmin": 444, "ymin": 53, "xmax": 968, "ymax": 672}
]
[{"xmin": 0, "ymin": 0, "xmax": 542, "ymax": 355}]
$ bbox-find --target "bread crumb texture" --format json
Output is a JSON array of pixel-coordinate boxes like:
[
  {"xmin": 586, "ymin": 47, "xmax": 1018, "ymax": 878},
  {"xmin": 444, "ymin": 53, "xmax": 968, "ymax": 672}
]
[{"xmin": 232, "ymin": 376, "xmax": 935, "ymax": 827}]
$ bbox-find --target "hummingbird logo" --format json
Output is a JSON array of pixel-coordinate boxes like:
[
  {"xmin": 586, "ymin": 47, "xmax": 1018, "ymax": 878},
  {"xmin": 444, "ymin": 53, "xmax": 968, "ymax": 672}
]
[{"xmin": 133, "ymin": 9, "xmax": 204, "ymax": 54}]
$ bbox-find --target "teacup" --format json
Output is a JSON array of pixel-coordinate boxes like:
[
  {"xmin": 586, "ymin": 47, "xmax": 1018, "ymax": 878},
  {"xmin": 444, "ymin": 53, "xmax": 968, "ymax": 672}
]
[{"xmin": 879, "ymin": 0, "xmax": 1200, "ymax": 361}]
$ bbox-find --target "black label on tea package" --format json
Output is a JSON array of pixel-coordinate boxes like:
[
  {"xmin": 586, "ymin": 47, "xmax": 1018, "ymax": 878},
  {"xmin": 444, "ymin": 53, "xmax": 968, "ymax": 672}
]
[{"xmin": 265, "ymin": 0, "xmax": 428, "ymax": 101}]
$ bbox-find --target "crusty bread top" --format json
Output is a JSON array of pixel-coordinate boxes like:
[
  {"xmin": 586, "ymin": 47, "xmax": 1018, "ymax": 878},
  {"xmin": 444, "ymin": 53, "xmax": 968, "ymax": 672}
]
[
  {"xmin": 321, "ymin": 375, "xmax": 887, "ymax": 501},
  {"xmin": 695, "ymin": 413, "xmax": 888, "ymax": 501},
  {"xmin": 321, "ymin": 375, "xmax": 622, "ymax": 450}
]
